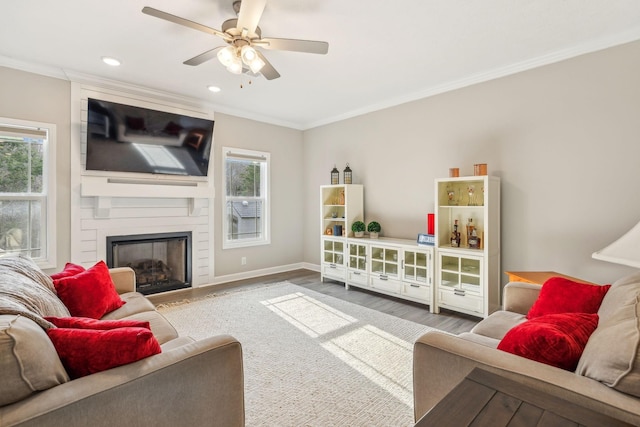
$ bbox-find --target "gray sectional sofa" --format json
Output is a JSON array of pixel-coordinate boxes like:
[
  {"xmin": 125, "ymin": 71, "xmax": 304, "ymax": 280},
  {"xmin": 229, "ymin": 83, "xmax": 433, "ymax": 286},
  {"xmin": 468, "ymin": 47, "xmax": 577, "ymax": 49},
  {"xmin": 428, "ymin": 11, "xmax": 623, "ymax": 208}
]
[
  {"xmin": 413, "ymin": 271, "xmax": 640, "ymax": 425},
  {"xmin": 0, "ymin": 256, "xmax": 244, "ymax": 427}
]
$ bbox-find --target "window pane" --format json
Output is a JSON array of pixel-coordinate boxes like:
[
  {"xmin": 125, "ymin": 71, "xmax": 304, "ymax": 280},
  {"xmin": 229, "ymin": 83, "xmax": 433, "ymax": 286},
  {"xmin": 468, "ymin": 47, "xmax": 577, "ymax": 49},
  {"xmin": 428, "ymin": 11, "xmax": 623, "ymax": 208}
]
[
  {"xmin": 0, "ymin": 199, "xmax": 42, "ymax": 257},
  {"xmin": 30, "ymin": 140, "xmax": 44, "ymax": 193},
  {"xmin": 0, "ymin": 139, "xmax": 29, "ymax": 193},
  {"xmin": 226, "ymin": 199, "xmax": 262, "ymax": 240},
  {"xmin": 226, "ymin": 159, "xmax": 262, "ymax": 197}
]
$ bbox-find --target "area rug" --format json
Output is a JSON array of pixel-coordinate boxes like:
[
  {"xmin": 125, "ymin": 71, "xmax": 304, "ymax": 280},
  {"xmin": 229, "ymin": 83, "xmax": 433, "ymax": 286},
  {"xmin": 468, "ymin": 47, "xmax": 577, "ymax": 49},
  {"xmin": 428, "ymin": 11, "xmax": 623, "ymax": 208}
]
[{"xmin": 157, "ymin": 282, "xmax": 442, "ymax": 427}]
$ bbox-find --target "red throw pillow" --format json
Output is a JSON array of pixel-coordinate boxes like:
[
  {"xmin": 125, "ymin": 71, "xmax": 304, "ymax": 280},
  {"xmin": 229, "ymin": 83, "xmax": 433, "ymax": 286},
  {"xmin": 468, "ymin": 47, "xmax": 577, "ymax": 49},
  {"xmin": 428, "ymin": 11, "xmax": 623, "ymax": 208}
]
[
  {"xmin": 53, "ymin": 261, "xmax": 125, "ymax": 319},
  {"xmin": 50, "ymin": 263, "xmax": 85, "ymax": 280},
  {"xmin": 46, "ymin": 327, "xmax": 161, "ymax": 379},
  {"xmin": 497, "ymin": 313, "xmax": 599, "ymax": 371},
  {"xmin": 45, "ymin": 316, "xmax": 150, "ymax": 331},
  {"xmin": 527, "ymin": 277, "xmax": 611, "ymax": 319}
]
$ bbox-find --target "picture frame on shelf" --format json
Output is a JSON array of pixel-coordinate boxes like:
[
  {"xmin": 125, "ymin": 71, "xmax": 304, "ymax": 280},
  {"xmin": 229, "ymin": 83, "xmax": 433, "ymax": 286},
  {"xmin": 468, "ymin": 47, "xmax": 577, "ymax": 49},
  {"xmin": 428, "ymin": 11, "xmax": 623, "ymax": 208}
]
[{"xmin": 417, "ymin": 233, "xmax": 435, "ymax": 246}]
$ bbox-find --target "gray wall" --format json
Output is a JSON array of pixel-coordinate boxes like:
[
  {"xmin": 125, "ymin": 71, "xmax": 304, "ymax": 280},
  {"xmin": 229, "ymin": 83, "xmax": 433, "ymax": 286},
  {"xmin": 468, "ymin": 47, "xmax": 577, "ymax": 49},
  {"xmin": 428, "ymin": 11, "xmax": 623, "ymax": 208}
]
[
  {"xmin": 212, "ymin": 113, "xmax": 304, "ymax": 277},
  {"xmin": 303, "ymin": 40, "xmax": 640, "ymax": 285},
  {"xmin": 0, "ymin": 66, "xmax": 71, "ymax": 273}
]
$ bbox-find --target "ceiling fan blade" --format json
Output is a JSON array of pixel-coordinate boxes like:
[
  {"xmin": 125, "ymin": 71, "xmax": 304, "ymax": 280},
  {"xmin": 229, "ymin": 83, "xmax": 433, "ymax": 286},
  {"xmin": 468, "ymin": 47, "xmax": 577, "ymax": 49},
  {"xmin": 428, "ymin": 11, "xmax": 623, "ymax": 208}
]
[
  {"xmin": 255, "ymin": 50, "xmax": 280, "ymax": 80},
  {"xmin": 236, "ymin": 0, "xmax": 267, "ymax": 35},
  {"xmin": 142, "ymin": 6, "xmax": 228, "ymax": 40},
  {"xmin": 258, "ymin": 37, "xmax": 328, "ymax": 54},
  {"xmin": 183, "ymin": 47, "xmax": 223, "ymax": 66}
]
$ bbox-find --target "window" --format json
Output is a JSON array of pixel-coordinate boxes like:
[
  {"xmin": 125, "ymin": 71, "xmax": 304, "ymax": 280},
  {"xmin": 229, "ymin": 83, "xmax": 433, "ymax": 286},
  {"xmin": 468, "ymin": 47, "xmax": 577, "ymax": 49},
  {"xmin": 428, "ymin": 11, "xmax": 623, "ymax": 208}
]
[
  {"xmin": 223, "ymin": 147, "xmax": 270, "ymax": 248},
  {"xmin": 0, "ymin": 118, "xmax": 56, "ymax": 268}
]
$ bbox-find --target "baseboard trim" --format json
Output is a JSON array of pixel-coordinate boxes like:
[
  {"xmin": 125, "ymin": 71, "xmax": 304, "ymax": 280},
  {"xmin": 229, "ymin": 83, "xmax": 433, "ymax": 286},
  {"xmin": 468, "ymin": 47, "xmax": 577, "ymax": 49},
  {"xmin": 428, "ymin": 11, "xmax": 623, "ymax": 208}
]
[{"xmin": 206, "ymin": 262, "xmax": 318, "ymax": 286}]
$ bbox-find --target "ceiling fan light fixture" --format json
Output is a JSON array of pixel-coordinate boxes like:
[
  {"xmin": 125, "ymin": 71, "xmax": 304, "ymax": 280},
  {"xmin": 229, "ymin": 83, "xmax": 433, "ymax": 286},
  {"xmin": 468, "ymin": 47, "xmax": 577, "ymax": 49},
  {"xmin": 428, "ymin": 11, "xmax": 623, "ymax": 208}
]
[
  {"xmin": 241, "ymin": 45, "xmax": 257, "ymax": 64},
  {"xmin": 249, "ymin": 56, "xmax": 265, "ymax": 74},
  {"xmin": 227, "ymin": 56, "xmax": 243, "ymax": 74},
  {"xmin": 217, "ymin": 46, "xmax": 236, "ymax": 67}
]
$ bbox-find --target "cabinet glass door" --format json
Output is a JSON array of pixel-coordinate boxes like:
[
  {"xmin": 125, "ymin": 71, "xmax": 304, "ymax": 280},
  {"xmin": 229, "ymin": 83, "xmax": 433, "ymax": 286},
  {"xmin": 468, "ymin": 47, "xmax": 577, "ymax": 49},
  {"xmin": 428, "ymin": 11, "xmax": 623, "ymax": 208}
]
[
  {"xmin": 349, "ymin": 243, "xmax": 367, "ymax": 271},
  {"xmin": 371, "ymin": 246, "xmax": 399, "ymax": 277},
  {"xmin": 460, "ymin": 257, "xmax": 481, "ymax": 291},
  {"xmin": 404, "ymin": 250, "xmax": 428, "ymax": 283},
  {"xmin": 323, "ymin": 239, "xmax": 345, "ymax": 265},
  {"xmin": 439, "ymin": 252, "xmax": 482, "ymax": 293}
]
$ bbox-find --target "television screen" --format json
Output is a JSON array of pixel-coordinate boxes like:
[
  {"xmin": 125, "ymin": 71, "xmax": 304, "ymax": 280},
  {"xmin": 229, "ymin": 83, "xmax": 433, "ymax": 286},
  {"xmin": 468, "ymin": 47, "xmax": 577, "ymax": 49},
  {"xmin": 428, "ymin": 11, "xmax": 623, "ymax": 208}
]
[{"xmin": 86, "ymin": 98, "xmax": 214, "ymax": 177}]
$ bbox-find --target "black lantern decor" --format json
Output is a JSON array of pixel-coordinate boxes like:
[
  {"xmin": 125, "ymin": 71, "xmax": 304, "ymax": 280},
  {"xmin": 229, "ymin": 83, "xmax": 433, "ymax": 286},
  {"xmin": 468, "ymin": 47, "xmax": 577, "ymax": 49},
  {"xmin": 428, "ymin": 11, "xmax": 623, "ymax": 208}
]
[
  {"xmin": 343, "ymin": 163, "xmax": 352, "ymax": 184},
  {"xmin": 331, "ymin": 165, "xmax": 339, "ymax": 185}
]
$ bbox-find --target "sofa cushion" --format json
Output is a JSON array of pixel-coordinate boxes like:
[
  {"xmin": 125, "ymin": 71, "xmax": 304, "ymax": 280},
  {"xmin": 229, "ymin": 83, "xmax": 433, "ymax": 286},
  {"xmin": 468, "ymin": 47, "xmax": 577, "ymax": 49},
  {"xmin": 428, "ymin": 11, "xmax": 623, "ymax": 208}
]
[
  {"xmin": 498, "ymin": 312, "xmax": 599, "ymax": 371},
  {"xmin": 470, "ymin": 311, "xmax": 527, "ymax": 340},
  {"xmin": 101, "ymin": 292, "xmax": 156, "ymax": 319},
  {"xmin": 122, "ymin": 310, "xmax": 180, "ymax": 345},
  {"xmin": 457, "ymin": 332, "xmax": 501, "ymax": 348},
  {"xmin": 594, "ymin": 270, "xmax": 640, "ymax": 323},
  {"xmin": 50, "ymin": 262, "xmax": 85, "ymax": 280},
  {"xmin": 53, "ymin": 261, "xmax": 125, "ymax": 319},
  {"xmin": 46, "ymin": 326, "xmax": 161, "ymax": 379},
  {"xmin": 576, "ymin": 271, "xmax": 640, "ymax": 397},
  {"xmin": 527, "ymin": 277, "xmax": 610, "ymax": 319},
  {"xmin": 0, "ymin": 314, "xmax": 69, "ymax": 406}
]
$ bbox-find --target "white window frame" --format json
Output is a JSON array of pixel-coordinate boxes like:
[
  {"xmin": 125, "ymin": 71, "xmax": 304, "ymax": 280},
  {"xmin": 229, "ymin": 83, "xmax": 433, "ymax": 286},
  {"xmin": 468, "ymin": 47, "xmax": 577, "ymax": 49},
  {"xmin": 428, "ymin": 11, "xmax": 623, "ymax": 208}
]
[
  {"xmin": 0, "ymin": 117, "xmax": 56, "ymax": 268},
  {"xmin": 222, "ymin": 147, "xmax": 270, "ymax": 249}
]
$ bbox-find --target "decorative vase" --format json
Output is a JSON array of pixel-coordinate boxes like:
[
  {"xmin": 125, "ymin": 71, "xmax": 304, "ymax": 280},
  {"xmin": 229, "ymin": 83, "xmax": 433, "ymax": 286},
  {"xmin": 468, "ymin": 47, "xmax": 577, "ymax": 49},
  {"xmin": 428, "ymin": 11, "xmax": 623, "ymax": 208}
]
[
  {"xmin": 354, "ymin": 231, "xmax": 364, "ymax": 238},
  {"xmin": 369, "ymin": 232, "xmax": 379, "ymax": 239}
]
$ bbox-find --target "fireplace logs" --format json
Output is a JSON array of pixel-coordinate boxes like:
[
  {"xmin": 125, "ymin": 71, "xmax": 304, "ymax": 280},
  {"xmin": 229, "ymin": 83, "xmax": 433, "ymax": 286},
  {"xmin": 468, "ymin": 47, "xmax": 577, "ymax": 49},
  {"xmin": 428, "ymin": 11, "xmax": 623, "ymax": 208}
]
[{"xmin": 127, "ymin": 258, "xmax": 173, "ymax": 285}]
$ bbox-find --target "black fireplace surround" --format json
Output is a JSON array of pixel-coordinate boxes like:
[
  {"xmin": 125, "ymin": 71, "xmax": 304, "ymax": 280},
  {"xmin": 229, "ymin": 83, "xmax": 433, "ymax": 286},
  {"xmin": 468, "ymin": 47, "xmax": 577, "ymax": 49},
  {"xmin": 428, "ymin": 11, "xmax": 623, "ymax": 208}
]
[{"xmin": 106, "ymin": 231, "xmax": 192, "ymax": 295}]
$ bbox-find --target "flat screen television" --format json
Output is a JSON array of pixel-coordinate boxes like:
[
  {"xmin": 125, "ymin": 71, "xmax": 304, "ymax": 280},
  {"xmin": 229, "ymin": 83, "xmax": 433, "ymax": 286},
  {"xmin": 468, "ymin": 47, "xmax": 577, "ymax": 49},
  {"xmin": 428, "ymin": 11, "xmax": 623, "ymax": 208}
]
[{"xmin": 86, "ymin": 98, "xmax": 214, "ymax": 177}]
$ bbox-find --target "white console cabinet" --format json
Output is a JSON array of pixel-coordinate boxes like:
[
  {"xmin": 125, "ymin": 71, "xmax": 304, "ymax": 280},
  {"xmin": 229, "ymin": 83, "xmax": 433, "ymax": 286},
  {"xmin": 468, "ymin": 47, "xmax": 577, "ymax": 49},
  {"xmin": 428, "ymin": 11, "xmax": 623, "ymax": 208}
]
[
  {"xmin": 319, "ymin": 185, "xmax": 435, "ymax": 310},
  {"xmin": 344, "ymin": 238, "xmax": 435, "ymax": 310}
]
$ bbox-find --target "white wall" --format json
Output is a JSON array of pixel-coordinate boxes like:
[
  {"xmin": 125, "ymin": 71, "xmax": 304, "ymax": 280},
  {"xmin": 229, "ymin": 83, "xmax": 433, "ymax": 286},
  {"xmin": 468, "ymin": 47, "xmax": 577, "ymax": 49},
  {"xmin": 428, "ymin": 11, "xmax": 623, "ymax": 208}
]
[
  {"xmin": 0, "ymin": 66, "xmax": 71, "ymax": 273},
  {"xmin": 303, "ymin": 40, "xmax": 640, "ymax": 285},
  {"xmin": 212, "ymin": 113, "xmax": 304, "ymax": 280}
]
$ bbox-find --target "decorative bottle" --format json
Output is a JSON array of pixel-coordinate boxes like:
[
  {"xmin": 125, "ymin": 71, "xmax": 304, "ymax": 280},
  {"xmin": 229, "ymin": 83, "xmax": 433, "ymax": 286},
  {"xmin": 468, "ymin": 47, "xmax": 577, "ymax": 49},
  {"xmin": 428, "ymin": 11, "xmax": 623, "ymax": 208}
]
[{"xmin": 451, "ymin": 220, "xmax": 460, "ymax": 247}]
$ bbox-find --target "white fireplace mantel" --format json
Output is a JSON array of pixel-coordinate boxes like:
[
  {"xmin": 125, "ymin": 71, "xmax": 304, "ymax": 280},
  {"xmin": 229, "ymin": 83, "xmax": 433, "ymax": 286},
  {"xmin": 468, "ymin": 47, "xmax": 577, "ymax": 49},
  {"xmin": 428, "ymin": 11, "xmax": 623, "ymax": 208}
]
[{"xmin": 81, "ymin": 175, "xmax": 212, "ymax": 217}]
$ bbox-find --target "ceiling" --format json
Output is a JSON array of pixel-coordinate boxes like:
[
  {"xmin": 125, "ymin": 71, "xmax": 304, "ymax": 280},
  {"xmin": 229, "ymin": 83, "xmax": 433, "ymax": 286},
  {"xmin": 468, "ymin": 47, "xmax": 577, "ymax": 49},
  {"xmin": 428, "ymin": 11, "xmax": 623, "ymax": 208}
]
[{"xmin": 1, "ymin": 1, "xmax": 640, "ymax": 130}]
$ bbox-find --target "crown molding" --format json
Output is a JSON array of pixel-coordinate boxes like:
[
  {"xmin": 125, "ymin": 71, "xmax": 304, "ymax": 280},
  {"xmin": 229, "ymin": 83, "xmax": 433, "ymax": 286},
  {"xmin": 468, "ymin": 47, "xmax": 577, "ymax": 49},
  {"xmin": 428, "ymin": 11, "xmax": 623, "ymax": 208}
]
[{"xmin": 303, "ymin": 27, "xmax": 640, "ymax": 130}]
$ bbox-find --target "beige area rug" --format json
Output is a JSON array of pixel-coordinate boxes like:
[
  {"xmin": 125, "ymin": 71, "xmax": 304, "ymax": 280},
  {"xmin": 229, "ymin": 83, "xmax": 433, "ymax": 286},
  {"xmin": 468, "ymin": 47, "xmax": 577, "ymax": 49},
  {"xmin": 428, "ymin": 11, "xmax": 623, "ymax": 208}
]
[{"xmin": 157, "ymin": 282, "xmax": 441, "ymax": 427}]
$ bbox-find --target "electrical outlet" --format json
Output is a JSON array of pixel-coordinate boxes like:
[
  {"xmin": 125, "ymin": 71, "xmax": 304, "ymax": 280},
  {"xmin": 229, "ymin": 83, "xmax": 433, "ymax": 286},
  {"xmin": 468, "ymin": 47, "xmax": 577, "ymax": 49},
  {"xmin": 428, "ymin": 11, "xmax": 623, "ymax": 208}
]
[{"xmin": 241, "ymin": 257, "xmax": 247, "ymax": 265}]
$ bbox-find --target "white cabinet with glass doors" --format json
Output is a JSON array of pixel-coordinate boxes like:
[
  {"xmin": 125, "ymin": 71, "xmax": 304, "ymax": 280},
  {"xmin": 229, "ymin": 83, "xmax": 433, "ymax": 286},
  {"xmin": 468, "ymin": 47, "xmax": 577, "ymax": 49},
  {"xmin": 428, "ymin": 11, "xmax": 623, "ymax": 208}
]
[
  {"xmin": 434, "ymin": 175, "xmax": 500, "ymax": 317},
  {"xmin": 321, "ymin": 237, "xmax": 346, "ymax": 282},
  {"xmin": 344, "ymin": 237, "xmax": 435, "ymax": 310}
]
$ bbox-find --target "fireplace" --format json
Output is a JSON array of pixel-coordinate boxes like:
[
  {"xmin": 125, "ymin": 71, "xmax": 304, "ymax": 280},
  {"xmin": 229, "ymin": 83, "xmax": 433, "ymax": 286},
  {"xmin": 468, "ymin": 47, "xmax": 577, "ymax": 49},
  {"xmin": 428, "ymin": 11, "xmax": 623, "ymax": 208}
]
[{"xmin": 106, "ymin": 232, "xmax": 192, "ymax": 295}]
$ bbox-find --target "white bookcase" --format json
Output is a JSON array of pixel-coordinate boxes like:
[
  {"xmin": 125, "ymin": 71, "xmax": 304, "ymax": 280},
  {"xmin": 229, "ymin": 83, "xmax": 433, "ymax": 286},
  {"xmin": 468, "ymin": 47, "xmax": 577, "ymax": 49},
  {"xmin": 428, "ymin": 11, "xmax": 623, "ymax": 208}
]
[
  {"xmin": 320, "ymin": 184, "xmax": 364, "ymax": 283},
  {"xmin": 434, "ymin": 176, "xmax": 501, "ymax": 318}
]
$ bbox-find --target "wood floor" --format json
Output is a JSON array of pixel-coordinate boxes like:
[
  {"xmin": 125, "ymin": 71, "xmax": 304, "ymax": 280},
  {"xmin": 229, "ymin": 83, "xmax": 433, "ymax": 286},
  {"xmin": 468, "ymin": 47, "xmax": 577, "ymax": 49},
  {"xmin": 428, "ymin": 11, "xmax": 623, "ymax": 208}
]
[{"xmin": 147, "ymin": 269, "xmax": 480, "ymax": 335}]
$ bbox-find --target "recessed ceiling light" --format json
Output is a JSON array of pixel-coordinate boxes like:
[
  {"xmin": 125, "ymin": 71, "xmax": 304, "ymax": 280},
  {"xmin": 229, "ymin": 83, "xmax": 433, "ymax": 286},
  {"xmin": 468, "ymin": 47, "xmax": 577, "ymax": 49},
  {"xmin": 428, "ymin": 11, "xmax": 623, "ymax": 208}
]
[
  {"xmin": 101, "ymin": 56, "xmax": 121, "ymax": 67},
  {"xmin": 207, "ymin": 86, "xmax": 221, "ymax": 93}
]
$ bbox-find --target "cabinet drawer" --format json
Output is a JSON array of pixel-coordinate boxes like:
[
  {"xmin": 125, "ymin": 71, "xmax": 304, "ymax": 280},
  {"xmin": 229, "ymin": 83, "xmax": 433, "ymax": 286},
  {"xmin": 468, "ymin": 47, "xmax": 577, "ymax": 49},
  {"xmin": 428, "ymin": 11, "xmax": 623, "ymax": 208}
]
[
  {"xmin": 402, "ymin": 283, "xmax": 431, "ymax": 303},
  {"xmin": 322, "ymin": 263, "xmax": 346, "ymax": 281},
  {"xmin": 438, "ymin": 289, "xmax": 483, "ymax": 314},
  {"xmin": 370, "ymin": 276, "xmax": 401, "ymax": 294},
  {"xmin": 347, "ymin": 270, "xmax": 368, "ymax": 286}
]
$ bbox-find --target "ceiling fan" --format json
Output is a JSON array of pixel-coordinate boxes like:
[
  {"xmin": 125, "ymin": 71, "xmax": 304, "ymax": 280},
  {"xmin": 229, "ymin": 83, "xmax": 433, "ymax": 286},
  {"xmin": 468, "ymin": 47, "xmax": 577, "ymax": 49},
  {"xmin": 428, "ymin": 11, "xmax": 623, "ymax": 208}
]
[{"xmin": 142, "ymin": 0, "xmax": 328, "ymax": 80}]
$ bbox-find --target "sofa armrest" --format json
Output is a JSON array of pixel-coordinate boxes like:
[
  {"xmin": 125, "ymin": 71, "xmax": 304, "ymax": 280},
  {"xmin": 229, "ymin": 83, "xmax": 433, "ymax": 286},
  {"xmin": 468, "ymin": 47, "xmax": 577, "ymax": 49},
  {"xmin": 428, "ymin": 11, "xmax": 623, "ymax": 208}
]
[
  {"xmin": 1, "ymin": 335, "xmax": 244, "ymax": 427},
  {"xmin": 109, "ymin": 267, "xmax": 136, "ymax": 294},
  {"xmin": 413, "ymin": 331, "xmax": 640, "ymax": 425},
  {"xmin": 502, "ymin": 281, "xmax": 541, "ymax": 314}
]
